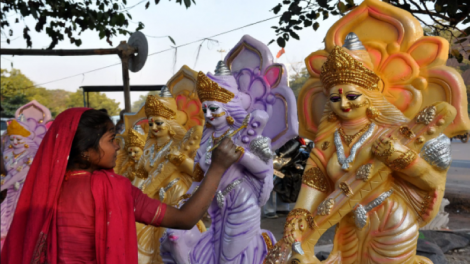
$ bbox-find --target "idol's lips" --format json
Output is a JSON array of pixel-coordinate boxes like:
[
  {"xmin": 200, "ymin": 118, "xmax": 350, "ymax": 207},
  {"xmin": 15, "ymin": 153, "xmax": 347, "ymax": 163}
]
[{"xmin": 342, "ymin": 108, "xmax": 351, "ymax": 112}]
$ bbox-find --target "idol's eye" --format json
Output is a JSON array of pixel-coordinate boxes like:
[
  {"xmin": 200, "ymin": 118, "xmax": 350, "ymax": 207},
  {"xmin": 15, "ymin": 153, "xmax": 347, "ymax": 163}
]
[
  {"xmin": 209, "ymin": 107, "xmax": 219, "ymax": 112},
  {"xmin": 329, "ymin": 96, "xmax": 341, "ymax": 102},
  {"xmin": 346, "ymin": 94, "xmax": 362, "ymax": 101},
  {"xmin": 148, "ymin": 122, "xmax": 154, "ymax": 127},
  {"xmin": 156, "ymin": 122, "xmax": 164, "ymax": 126},
  {"xmin": 202, "ymin": 108, "xmax": 207, "ymax": 114}
]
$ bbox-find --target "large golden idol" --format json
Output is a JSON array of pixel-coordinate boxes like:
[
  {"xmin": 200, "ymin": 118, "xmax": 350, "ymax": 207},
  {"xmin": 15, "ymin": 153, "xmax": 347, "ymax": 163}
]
[
  {"xmin": 135, "ymin": 66, "xmax": 205, "ymax": 264},
  {"xmin": 265, "ymin": 0, "xmax": 470, "ymax": 263}
]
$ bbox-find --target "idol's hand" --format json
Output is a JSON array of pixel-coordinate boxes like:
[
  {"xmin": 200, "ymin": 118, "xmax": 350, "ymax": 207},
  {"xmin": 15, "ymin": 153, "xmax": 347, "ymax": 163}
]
[{"xmin": 373, "ymin": 136, "xmax": 416, "ymax": 170}]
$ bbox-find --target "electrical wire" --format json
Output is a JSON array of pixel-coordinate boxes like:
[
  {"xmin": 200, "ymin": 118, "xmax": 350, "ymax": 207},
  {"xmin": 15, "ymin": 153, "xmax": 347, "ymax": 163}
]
[{"xmin": 15, "ymin": 15, "xmax": 281, "ymax": 89}]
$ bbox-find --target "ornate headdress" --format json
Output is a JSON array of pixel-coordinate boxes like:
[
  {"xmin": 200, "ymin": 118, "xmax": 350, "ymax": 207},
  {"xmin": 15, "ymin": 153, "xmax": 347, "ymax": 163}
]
[
  {"xmin": 320, "ymin": 45, "xmax": 380, "ymax": 91},
  {"xmin": 196, "ymin": 71, "xmax": 235, "ymax": 103},
  {"xmin": 126, "ymin": 128, "xmax": 146, "ymax": 149},
  {"xmin": 144, "ymin": 95, "xmax": 176, "ymax": 120},
  {"xmin": 7, "ymin": 120, "xmax": 31, "ymax": 137}
]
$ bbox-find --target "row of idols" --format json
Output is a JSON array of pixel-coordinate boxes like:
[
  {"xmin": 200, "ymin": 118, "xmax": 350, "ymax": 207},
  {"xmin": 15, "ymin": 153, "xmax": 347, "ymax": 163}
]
[{"xmin": 2, "ymin": 0, "xmax": 470, "ymax": 263}]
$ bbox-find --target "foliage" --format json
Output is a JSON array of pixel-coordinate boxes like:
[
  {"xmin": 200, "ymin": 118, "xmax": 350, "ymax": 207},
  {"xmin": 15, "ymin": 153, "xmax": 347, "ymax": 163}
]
[
  {"xmin": 270, "ymin": 0, "xmax": 469, "ymax": 62},
  {"xmin": 289, "ymin": 67, "xmax": 310, "ymax": 98},
  {"xmin": 1, "ymin": 68, "xmax": 121, "ymax": 117},
  {"xmin": 1, "ymin": 0, "xmax": 195, "ymax": 49}
]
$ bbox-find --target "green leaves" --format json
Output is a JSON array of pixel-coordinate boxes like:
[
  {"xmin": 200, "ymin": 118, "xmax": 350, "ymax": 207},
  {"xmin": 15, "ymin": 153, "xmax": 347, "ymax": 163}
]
[
  {"xmin": 277, "ymin": 37, "xmax": 286, "ymax": 48},
  {"xmin": 273, "ymin": 4, "xmax": 282, "ymax": 14},
  {"xmin": 168, "ymin": 36, "xmax": 176, "ymax": 45},
  {"xmin": 313, "ymin": 22, "xmax": 319, "ymax": 31},
  {"xmin": 145, "ymin": 1, "xmax": 150, "ymax": 9}
]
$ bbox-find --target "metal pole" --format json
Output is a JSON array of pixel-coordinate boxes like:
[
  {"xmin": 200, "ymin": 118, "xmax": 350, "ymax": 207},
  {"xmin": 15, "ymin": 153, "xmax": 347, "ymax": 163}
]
[
  {"xmin": 121, "ymin": 55, "xmax": 131, "ymax": 112},
  {"xmin": 82, "ymin": 88, "xmax": 86, "ymax": 107},
  {"xmin": 87, "ymin": 92, "xmax": 90, "ymax": 108},
  {"xmin": 1, "ymin": 48, "xmax": 118, "ymax": 56}
]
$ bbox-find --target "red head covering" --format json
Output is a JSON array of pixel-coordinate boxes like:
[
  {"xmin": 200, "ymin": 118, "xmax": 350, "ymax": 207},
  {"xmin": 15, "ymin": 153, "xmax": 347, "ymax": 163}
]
[{"xmin": 1, "ymin": 108, "xmax": 140, "ymax": 264}]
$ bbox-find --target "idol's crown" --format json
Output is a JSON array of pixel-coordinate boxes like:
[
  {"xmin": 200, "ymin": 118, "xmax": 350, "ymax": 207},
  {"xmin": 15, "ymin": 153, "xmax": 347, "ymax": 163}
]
[
  {"xmin": 196, "ymin": 71, "xmax": 235, "ymax": 103},
  {"xmin": 320, "ymin": 46, "xmax": 380, "ymax": 91},
  {"xmin": 7, "ymin": 120, "xmax": 31, "ymax": 137},
  {"xmin": 127, "ymin": 128, "xmax": 146, "ymax": 149},
  {"xmin": 144, "ymin": 95, "xmax": 176, "ymax": 120}
]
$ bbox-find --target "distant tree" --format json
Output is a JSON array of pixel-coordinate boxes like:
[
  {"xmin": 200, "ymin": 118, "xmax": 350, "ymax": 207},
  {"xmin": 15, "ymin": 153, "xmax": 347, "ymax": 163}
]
[
  {"xmin": 1, "ymin": 94, "xmax": 29, "ymax": 118},
  {"xmin": 289, "ymin": 67, "xmax": 310, "ymax": 98},
  {"xmin": 67, "ymin": 90, "xmax": 121, "ymax": 116},
  {"xmin": 1, "ymin": 0, "xmax": 194, "ymax": 49},
  {"xmin": 270, "ymin": 0, "xmax": 469, "ymax": 62}
]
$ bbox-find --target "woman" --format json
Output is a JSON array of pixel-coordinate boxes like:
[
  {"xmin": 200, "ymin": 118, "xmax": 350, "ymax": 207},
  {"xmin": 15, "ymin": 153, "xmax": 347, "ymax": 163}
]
[
  {"xmin": 265, "ymin": 33, "xmax": 457, "ymax": 264},
  {"xmin": 1, "ymin": 108, "xmax": 240, "ymax": 264}
]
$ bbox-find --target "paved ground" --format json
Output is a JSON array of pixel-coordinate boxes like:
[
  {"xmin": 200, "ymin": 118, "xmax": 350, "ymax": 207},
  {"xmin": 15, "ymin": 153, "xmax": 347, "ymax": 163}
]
[{"xmin": 261, "ymin": 140, "xmax": 470, "ymax": 244}]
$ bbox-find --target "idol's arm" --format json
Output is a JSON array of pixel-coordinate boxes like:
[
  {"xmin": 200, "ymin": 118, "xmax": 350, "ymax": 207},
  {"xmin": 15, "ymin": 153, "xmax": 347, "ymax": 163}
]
[{"xmin": 237, "ymin": 151, "xmax": 272, "ymax": 180}]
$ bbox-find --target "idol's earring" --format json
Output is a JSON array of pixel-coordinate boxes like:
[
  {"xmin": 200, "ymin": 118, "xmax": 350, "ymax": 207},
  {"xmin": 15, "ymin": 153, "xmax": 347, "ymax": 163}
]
[
  {"xmin": 24, "ymin": 144, "xmax": 29, "ymax": 148},
  {"xmin": 366, "ymin": 105, "xmax": 380, "ymax": 119},
  {"xmin": 327, "ymin": 112, "xmax": 338, "ymax": 122},
  {"xmin": 226, "ymin": 116, "xmax": 234, "ymax": 126},
  {"xmin": 169, "ymin": 128, "xmax": 176, "ymax": 137},
  {"xmin": 8, "ymin": 145, "xmax": 13, "ymax": 149}
]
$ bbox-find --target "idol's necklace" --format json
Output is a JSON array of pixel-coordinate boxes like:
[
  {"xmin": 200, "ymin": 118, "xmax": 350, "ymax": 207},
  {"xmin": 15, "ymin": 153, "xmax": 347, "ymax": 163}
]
[
  {"xmin": 338, "ymin": 123, "xmax": 371, "ymax": 146},
  {"xmin": 334, "ymin": 122, "xmax": 375, "ymax": 171}
]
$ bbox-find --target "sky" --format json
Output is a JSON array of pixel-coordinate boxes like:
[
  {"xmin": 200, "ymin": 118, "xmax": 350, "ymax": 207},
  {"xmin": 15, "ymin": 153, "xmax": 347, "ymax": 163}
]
[{"xmin": 1, "ymin": 0, "xmax": 340, "ymax": 110}]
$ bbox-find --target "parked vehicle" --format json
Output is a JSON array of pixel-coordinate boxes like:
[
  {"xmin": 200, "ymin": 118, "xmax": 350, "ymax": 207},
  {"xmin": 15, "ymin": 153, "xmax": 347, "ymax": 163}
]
[{"xmin": 0, "ymin": 118, "xmax": 9, "ymax": 136}]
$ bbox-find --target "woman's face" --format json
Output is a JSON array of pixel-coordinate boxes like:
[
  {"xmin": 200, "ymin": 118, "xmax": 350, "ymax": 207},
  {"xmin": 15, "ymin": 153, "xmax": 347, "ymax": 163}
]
[
  {"xmin": 88, "ymin": 125, "xmax": 120, "ymax": 170},
  {"xmin": 202, "ymin": 101, "xmax": 228, "ymax": 128},
  {"xmin": 329, "ymin": 84, "xmax": 368, "ymax": 121},
  {"xmin": 127, "ymin": 146, "xmax": 143, "ymax": 162},
  {"xmin": 9, "ymin": 135, "xmax": 26, "ymax": 150},
  {"xmin": 148, "ymin": 116, "xmax": 170, "ymax": 138}
]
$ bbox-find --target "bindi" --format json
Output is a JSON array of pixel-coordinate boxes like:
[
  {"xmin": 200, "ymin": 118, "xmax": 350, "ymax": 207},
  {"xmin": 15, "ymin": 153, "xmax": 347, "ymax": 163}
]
[{"xmin": 339, "ymin": 88, "xmax": 343, "ymax": 94}]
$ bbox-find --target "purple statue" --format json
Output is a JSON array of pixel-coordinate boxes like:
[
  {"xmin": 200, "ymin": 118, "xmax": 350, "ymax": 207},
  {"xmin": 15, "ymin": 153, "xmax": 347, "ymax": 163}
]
[
  {"xmin": 160, "ymin": 35, "xmax": 298, "ymax": 264},
  {"xmin": 0, "ymin": 100, "xmax": 50, "ymax": 250}
]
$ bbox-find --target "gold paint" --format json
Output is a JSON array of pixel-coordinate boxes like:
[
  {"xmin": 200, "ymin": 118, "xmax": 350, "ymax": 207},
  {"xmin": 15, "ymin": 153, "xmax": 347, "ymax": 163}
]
[
  {"xmin": 437, "ymin": 119, "xmax": 445, "ymax": 126},
  {"xmin": 7, "ymin": 120, "xmax": 31, "ymax": 137},
  {"xmin": 349, "ymin": 100, "xmax": 368, "ymax": 109},
  {"xmin": 366, "ymin": 106, "xmax": 381, "ymax": 119},
  {"xmin": 211, "ymin": 111, "xmax": 226, "ymax": 118},
  {"xmin": 320, "ymin": 46, "xmax": 380, "ymax": 91},
  {"xmin": 356, "ymin": 164, "xmax": 373, "ymax": 182},
  {"xmin": 145, "ymin": 95, "xmax": 176, "ymax": 120},
  {"xmin": 339, "ymin": 182, "xmax": 353, "ymax": 197},
  {"xmin": 321, "ymin": 141, "xmax": 330, "ymax": 151},
  {"xmin": 416, "ymin": 136, "xmax": 425, "ymax": 144},
  {"xmin": 168, "ymin": 153, "xmax": 186, "ymax": 166},
  {"xmin": 387, "ymin": 150, "xmax": 417, "ymax": 171},
  {"xmin": 399, "ymin": 125, "xmax": 416, "ymax": 139},
  {"xmin": 427, "ymin": 127, "xmax": 436, "ymax": 135},
  {"xmin": 192, "ymin": 163, "xmax": 204, "ymax": 182},
  {"xmin": 328, "ymin": 112, "xmax": 338, "ymax": 122},
  {"xmin": 302, "ymin": 167, "xmax": 328, "ymax": 192},
  {"xmin": 196, "ymin": 72, "xmax": 235, "ymax": 103},
  {"xmin": 226, "ymin": 115, "xmax": 234, "ymax": 125},
  {"xmin": 262, "ymin": 232, "xmax": 274, "ymax": 251},
  {"xmin": 285, "ymin": 208, "xmax": 315, "ymax": 230},
  {"xmin": 127, "ymin": 129, "xmax": 146, "ymax": 149}
]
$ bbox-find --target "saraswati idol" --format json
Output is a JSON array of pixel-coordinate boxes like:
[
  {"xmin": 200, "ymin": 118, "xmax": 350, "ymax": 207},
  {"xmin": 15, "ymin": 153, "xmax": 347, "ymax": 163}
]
[
  {"xmin": 265, "ymin": 0, "xmax": 470, "ymax": 263},
  {"xmin": 1, "ymin": 100, "xmax": 51, "ymax": 250},
  {"xmin": 135, "ymin": 70, "xmax": 205, "ymax": 264},
  {"xmin": 161, "ymin": 35, "xmax": 299, "ymax": 264}
]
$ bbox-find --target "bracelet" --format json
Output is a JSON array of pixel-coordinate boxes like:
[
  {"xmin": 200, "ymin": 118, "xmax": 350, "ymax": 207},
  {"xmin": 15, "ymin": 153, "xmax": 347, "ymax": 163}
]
[
  {"xmin": 235, "ymin": 146, "xmax": 245, "ymax": 162},
  {"xmin": 284, "ymin": 208, "xmax": 315, "ymax": 230},
  {"xmin": 192, "ymin": 163, "xmax": 204, "ymax": 182},
  {"xmin": 302, "ymin": 167, "xmax": 328, "ymax": 193},
  {"xmin": 135, "ymin": 167, "xmax": 148, "ymax": 179},
  {"xmin": 386, "ymin": 150, "xmax": 417, "ymax": 171},
  {"xmin": 168, "ymin": 153, "xmax": 186, "ymax": 166}
]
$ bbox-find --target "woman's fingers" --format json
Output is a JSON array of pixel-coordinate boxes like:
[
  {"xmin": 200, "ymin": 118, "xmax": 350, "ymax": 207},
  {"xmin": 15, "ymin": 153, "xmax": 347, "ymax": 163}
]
[{"xmin": 211, "ymin": 138, "xmax": 241, "ymax": 170}]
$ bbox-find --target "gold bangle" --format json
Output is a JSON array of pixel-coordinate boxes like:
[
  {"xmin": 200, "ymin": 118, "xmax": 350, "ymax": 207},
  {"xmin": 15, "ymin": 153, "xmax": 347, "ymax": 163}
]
[
  {"xmin": 386, "ymin": 150, "xmax": 417, "ymax": 171},
  {"xmin": 284, "ymin": 208, "xmax": 315, "ymax": 230},
  {"xmin": 192, "ymin": 163, "xmax": 205, "ymax": 182},
  {"xmin": 302, "ymin": 167, "xmax": 328, "ymax": 192},
  {"xmin": 235, "ymin": 146, "xmax": 245, "ymax": 162}
]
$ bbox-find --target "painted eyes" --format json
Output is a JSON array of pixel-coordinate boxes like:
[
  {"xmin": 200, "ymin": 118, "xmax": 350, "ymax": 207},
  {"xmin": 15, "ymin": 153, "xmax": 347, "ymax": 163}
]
[
  {"xmin": 202, "ymin": 106, "xmax": 219, "ymax": 113},
  {"xmin": 346, "ymin": 94, "xmax": 362, "ymax": 101},
  {"xmin": 329, "ymin": 94, "xmax": 362, "ymax": 102}
]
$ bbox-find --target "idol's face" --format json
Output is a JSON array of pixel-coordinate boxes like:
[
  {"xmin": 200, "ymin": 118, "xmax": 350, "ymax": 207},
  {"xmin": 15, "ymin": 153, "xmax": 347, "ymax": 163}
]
[
  {"xmin": 202, "ymin": 101, "xmax": 228, "ymax": 128},
  {"xmin": 148, "ymin": 116, "xmax": 170, "ymax": 138},
  {"xmin": 127, "ymin": 147, "xmax": 143, "ymax": 162},
  {"xmin": 9, "ymin": 135, "xmax": 26, "ymax": 150},
  {"xmin": 329, "ymin": 84, "xmax": 368, "ymax": 121}
]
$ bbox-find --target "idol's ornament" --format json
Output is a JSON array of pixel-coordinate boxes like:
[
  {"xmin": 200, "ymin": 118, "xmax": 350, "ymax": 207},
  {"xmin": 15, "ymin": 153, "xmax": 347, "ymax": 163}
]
[
  {"xmin": 160, "ymin": 34, "xmax": 299, "ymax": 264},
  {"xmin": 1, "ymin": 100, "xmax": 51, "ymax": 250},
  {"xmin": 265, "ymin": 0, "xmax": 470, "ymax": 263},
  {"xmin": 134, "ymin": 67, "xmax": 205, "ymax": 264}
]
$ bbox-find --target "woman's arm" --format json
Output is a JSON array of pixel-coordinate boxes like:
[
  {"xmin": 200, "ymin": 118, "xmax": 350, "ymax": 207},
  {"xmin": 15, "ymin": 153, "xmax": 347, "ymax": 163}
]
[{"xmin": 160, "ymin": 137, "xmax": 240, "ymax": 229}]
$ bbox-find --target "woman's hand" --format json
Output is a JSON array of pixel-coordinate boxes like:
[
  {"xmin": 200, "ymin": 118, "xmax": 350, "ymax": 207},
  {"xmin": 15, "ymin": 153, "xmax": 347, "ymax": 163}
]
[{"xmin": 211, "ymin": 137, "xmax": 241, "ymax": 172}]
